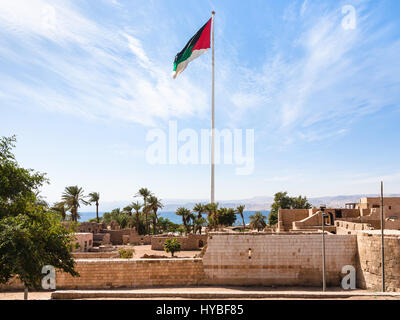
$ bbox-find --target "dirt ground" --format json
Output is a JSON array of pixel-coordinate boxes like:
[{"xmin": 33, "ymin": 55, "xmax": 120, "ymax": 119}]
[
  {"xmin": 2, "ymin": 286, "xmax": 400, "ymax": 300},
  {"xmin": 118, "ymin": 244, "xmax": 201, "ymax": 258}
]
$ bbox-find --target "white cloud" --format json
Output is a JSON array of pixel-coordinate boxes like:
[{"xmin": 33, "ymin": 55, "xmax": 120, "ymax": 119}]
[
  {"xmin": 227, "ymin": 1, "xmax": 400, "ymax": 145},
  {"xmin": 0, "ymin": 0, "xmax": 209, "ymax": 127}
]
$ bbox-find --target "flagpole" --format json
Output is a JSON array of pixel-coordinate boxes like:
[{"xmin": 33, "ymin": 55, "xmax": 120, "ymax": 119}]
[{"xmin": 211, "ymin": 11, "xmax": 215, "ymax": 204}]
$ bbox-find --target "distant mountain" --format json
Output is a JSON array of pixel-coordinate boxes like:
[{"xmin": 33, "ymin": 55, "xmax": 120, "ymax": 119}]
[{"xmin": 82, "ymin": 194, "xmax": 400, "ymax": 212}]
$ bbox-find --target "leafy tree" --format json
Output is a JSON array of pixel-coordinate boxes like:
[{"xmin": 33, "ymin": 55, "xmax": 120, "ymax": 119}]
[
  {"xmin": 50, "ymin": 201, "xmax": 68, "ymax": 220},
  {"xmin": 0, "ymin": 210, "xmax": 79, "ymax": 292},
  {"xmin": 62, "ymin": 186, "xmax": 89, "ymax": 222},
  {"xmin": 291, "ymin": 195, "xmax": 312, "ymax": 209},
  {"xmin": 215, "ymin": 207, "xmax": 237, "ymax": 227},
  {"xmin": 269, "ymin": 192, "xmax": 312, "ymax": 225},
  {"xmin": 157, "ymin": 217, "xmax": 180, "ymax": 233},
  {"xmin": 136, "ymin": 188, "xmax": 153, "ymax": 234},
  {"xmin": 0, "ymin": 136, "xmax": 48, "ymax": 218},
  {"xmin": 236, "ymin": 205, "xmax": 246, "ymax": 229},
  {"xmin": 0, "ymin": 136, "xmax": 78, "ymax": 298},
  {"xmin": 131, "ymin": 201, "xmax": 142, "ymax": 234},
  {"xmin": 204, "ymin": 203, "xmax": 218, "ymax": 229},
  {"xmin": 88, "ymin": 192, "xmax": 100, "ymax": 223},
  {"xmin": 175, "ymin": 207, "xmax": 192, "ymax": 233},
  {"xmin": 163, "ymin": 238, "xmax": 181, "ymax": 257},
  {"xmin": 148, "ymin": 195, "xmax": 163, "ymax": 234},
  {"xmin": 192, "ymin": 216, "xmax": 207, "ymax": 234},
  {"xmin": 249, "ymin": 211, "xmax": 267, "ymax": 231}
]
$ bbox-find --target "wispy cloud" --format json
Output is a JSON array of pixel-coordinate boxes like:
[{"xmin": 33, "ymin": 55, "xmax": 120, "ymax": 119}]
[
  {"xmin": 0, "ymin": 0, "xmax": 209, "ymax": 126},
  {"xmin": 226, "ymin": 1, "xmax": 400, "ymax": 145}
]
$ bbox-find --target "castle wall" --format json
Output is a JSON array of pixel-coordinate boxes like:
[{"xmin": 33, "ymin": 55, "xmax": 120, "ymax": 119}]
[
  {"xmin": 202, "ymin": 233, "xmax": 357, "ymax": 286},
  {"xmin": 356, "ymin": 231, "xmax": 400, "ymax": 292},
  {"xmin": 1, "ymin": 259, "xmax": 206, "ymax": 290}
]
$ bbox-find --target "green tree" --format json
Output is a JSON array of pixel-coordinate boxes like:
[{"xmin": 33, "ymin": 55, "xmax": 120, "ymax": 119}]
[
  {"xmin": 193, "ymin": 203, "xmax": 205, "ymax": 234},
  {"xmin": 163, "ymin": 238, "xmax": 181, "ymax": 257},
  {"xmin": 269, "ymin": 191, "xmax": 312, "ymax": 225},
  {"xmin": 249, "ymin": 211, "xmax": 267, "ymax": 231},
  {"xmin": 88, "ymin": 192, "xmax": 100, "ymax": 223},
  {"xmin": 215, "ymin": 207, "xmax": 237, "ymax": 227},
  {"xmin": 291, "ymin": 195, "xmax": 312, "ymax": 209},
  {"xmin": 157, "ymin": 217, "xmax": 180, "ymax": 233},
  {"xmin": 136, "ymin": 188, "xmax": 152, "ymax": 234},
  {"xmin": 175, "ymin": 207, "xmax": 191, "ymax": 233},
  {"xmin": 0, "ymin": 136, "xmax": 48, "ymax": 218},
  {"xmin": 148, "ymin": 195, "xmax": 163, "ymax": 234},
  {"xmin": 50, "ymin": 201, "xmax": 68, "ymax": 220},
  {"xmin": 0, "ymin": 136, "xmax": 78, "ymax": 298},
  {"xmin": 131, "ymin": 201, "xmax": 143, "ymax": 234},
  {"xmin": 192, "ymin": 216, "xmax": 207, "ymax": 234},
  {"xmin": 204, "ymin": 203, "xmax": 218, "ymax": 229},
  {"xmin": 62, "ymin": 186, "xmax": 89, "ymax": 222},
  {"xmin": 236, "ymin": 205, "xmax": 246, "ymax": 229}
]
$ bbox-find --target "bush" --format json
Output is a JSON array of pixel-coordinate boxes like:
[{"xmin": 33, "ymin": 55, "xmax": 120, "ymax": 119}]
[
  {"xmin": 118, "ymin": 248, "xmax": 134, "ymax": 259},
  {"xmin": 163, "ymin": 238, "xmax": 181, "ymax": 257}
]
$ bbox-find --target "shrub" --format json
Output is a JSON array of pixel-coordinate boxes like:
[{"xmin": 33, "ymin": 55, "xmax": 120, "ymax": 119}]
[
  {"xmin": 163, "ymin": 238, "xmax": 181, "ymax": 257},
  {"xmin": 118, "ymin": 248, "xmax": 134, "ymax": 259}
]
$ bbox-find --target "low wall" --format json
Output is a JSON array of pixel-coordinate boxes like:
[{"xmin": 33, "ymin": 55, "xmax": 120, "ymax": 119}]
[
  {"xmin": 1, "ymin": 259, "xmax": 206, "ymax": 290},
  {"xmin": 335, "ymin": 221, "xmax": 374, "ymax": 235},
  {"xmin": 72, "ymin": 252, "xmax": 119, "ymax": 259},
  {"xmin": 202, "ymin": 233, "xmax": 357, "ymax": 287},
  {"xmin": 130, "ymin": 234, "xmax": 152, "ymax": 245},
  {"xmin": 151, "ymin": 234, "xmax": 208, "ymax": 250}
]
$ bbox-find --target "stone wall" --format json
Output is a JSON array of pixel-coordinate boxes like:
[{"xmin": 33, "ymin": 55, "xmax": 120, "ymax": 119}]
[
  {"xmin": 202, "ymin": 232, "xmax": 357, "ymax": 287},
  {"xmin": 278, "ymin": 209, "xmax": 311, "ymax": 231},
  {"xmin": 72, "ymin": 252, "xmax": 119, "ymax": 259},
  {"xmin": 130, "ymin": 234, "xmax": 152, "ymax": 245},
  {"xmin": 1, "ymin": 259, "xmax": 206, "ymax": 290},
  {"xmin": 356, "ymin": 231, "xmax": 400, "ymax": 292},
  {"xmin": 72, "ymin": 233, "xmax": 93, "ymax": 252},
  {"xmin": 335, "ymin": 221, "xmax": 374, "ymax": 235},
  {"xmin": 57, "ymin": 259, "xmax": 206, "ymax": 289},
  {"xmin": 103, "ymin": 229, "xmax": 136, "ymax": 245},
  {"xmin": 151, "ymin": 234, "xmax": 208, "ymax": 251}
]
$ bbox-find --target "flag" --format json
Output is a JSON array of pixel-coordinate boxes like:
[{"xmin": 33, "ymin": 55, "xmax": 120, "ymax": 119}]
[{"xmin": 173, "ymin": 18, "xmax": 212, "ymax": 79}]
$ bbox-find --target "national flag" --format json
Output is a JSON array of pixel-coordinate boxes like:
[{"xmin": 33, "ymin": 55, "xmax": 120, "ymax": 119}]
[{"xmin": 172, "ymin": 18, "xmax": 212, "ymax": 79}]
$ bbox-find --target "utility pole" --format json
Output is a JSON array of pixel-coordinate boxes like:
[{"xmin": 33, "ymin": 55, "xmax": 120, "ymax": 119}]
[
  {"xmin": 320, "ymin": 205, "xmax": 327, "ymax": 292},
  {"xmin": 380, "ymin": 181, "xmax": 385, "ymax": 292}
]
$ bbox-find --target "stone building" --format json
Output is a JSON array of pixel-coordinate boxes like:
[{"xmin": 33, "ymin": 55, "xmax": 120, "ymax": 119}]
[
  {"xmin": 277, "ymin": 197, "xmax": 400, "ymax": 233},
  {"xmin": 71, "ymin": 233, "xmax": 93, "ymax": 252}
]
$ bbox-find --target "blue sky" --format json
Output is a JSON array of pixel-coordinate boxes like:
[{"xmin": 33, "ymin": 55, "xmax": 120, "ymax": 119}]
[{"xmin": 1, "ymin": 0, "xmax": 400, "ymax": 205}]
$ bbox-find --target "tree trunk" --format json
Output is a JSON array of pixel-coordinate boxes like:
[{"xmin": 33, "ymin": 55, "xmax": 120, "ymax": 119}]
[
  {"xmin": 96, "ymin": 202, "xmax": 99, "ymax": 223},
  {"xmin": 24, "ymin": 286, "xmax": 28, "ymax": 300},
  {"xmin": 136, "ymin": 212, "xmax": 140, "ymax": 235},
  {"xmin": 242, "ymin": 214, "xmax": 245, "ymax": 230}
]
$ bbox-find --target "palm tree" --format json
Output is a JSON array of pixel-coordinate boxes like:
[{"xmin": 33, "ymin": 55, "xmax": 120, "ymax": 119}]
[
  {"xmin": 204, "ymin": 203, "xmax": 218, "ymax": 230},
  {"xmin": 249, "ymin": 211, "xmax": 267, "ymax": 231},
  {"xmin": 148, "ymin": 195, "xmax": 163, "ymax": 234},
  {"xmin": 131, "ymin": 201, "xmax": 142, "ymax": 234},
  {"xmin": 236, "ymin": 205, "xmax": 246, "ymax": 230},
  {"xmin": 193, "ymin": 203, "xmax": 204, "ymax": 233},
  {"xmin": 176, "ymin": 207, "xmax": 191, "ymax": 234},
  {"xmin": 62, "ymin": 186, "xmax": 89, "ymax": 222},
  {"xmin": 88, "ymin": 192, "xmax": 100, "ymax": 223},
  {"xmin": 51, "ymin": 201, "xmax": 68, "ymax": 220},
  {"xmin": 136, "ymin": 188, "xmax": 153, "ymax": 234}
]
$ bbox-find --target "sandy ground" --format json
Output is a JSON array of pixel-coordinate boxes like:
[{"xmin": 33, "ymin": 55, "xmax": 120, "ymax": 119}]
[
  {"xmin": 119, "ymin": 244, "xmax": 201, "ymax": 258},
  {"xmin": 2, "ymin": 286, "xmax": 400, "ymax": 300}
]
